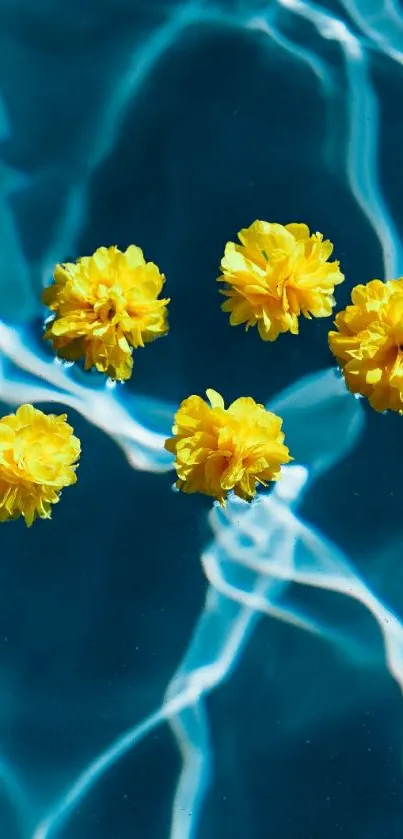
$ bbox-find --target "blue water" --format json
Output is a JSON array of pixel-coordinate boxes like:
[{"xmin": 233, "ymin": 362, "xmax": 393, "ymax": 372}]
[{"xmin": 1, "ymin": 0, "xmax": 403, "ymax": 837}]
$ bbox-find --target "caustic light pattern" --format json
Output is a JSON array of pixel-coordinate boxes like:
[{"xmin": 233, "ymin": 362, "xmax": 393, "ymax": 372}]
[
  {"xmin": 165, "ymin": 388, "xmax": 291, "ymax": 503},
  {"xmin": 13, "ymin": 366, "xmax": 402, "ymax": 839},
  {"xmin": 43, "ymin": 245, "xmax": 170, "ymax": 381},
  {"xmin": 329, "ymin": 278, "xmax": 403, "ymax": 413},
  {"xmin": 218, "ymin": 221, "xmax": 344, "ymax": 341},
  {"xmin": 0, "ymin": 404, "xmax": 80, "ymax": 526},
  {"xmin": 0, "ymin": 0, "xmax": 402, "ymax": 835}
]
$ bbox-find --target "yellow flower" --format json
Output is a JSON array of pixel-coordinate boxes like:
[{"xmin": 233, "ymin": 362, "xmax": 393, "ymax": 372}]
[
  {"xmin": 218, "ymin": 221, "xmax": 344, "ymax": 341},
  {"xmin": 329, "ymin": 277, "xmax": 403, "ymax": 413},
  {"xmin": 165, "ymin": 388, "xmax": 292, "ymax": 504},
  {"xmin": 43, "ymin": 245, "xmax": 170, "ymax": 380},
  {"xmin": 0, "ymin": 404, "xmax": 80, "ymax": 526}
]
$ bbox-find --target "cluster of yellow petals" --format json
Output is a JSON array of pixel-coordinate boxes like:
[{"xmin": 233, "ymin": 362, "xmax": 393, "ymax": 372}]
[
  {"xmin": 43, "ymin": 245, "xmax": 169, "ymax": 381},
  {"xmin": 0, "ymin": 404, "xmax": 80, "ymax": 527},
  {"xmin": 165, "ymin": 388, "xmax": 291, "ymax": 505},
  {"xmin": 5, "ymin": 223, "xmax": 383, "ymax": 525},
  {"xmin": 329, "ymin": 277, "xmax": 403, "ymax": 413},
  {"xmin": 218, "ymin": 221, "xmax": 344, "ymax": 341}
]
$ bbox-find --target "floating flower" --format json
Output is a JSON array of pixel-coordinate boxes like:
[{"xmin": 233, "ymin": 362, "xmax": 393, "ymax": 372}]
[
  {"xmin": 218, "ymin": 221, "xmax": 344, "ymax": 341},
  {"xmin": 165, "ymin": 388, "xmax": 291, "ymax": 504},
  {"xmin": 43, "ymin": 245, "xmax": 169, "ymax": 380},
  {"xmin": 329, "ymin": 277, "xmax": 403, "ymax": 413},
  {"xmin": 0, "ymin": 404, "xmax": 80, "ymax": 526}
]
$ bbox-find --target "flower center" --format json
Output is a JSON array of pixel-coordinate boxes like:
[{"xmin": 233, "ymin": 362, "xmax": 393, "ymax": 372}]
[{"xmin": 96, "ymin": 297, "xmax": 120, "ymax": 323}]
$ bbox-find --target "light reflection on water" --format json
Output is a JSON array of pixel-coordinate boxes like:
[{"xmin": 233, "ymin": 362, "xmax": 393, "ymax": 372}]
[{"xmin": 0, "ymin": 1, "xmax": 402, "ymax": 837}]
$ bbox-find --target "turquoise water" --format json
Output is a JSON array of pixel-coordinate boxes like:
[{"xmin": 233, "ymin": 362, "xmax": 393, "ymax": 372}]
[{"xmin": 1, "ymin": 0, "xmax": 403, "ymax": 837}]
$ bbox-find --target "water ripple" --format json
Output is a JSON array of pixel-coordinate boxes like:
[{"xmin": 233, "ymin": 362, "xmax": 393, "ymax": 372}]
[{"xmin": 0, "ymin": 0, "xmax": 401, "ymax": 836}]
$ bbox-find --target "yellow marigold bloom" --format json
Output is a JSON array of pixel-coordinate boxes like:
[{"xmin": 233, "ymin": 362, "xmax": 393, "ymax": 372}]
[
  {"xmin": 218, "ymin": 221, "xmax": 344, "ymax": 341},
  {"xmin": 0, "ymin": 404, "xmax": 80, "ymax": 527},
  {"xmin": 328, "ymin": 277, "xmax": 403, "ymax": 413},
  {"xmin": 165, "ymin": 388, "xmax": 292, "ymax": 504},
  {"xmin": 43, "ymin": 245, "xmax": 169, "ymax": 380}
]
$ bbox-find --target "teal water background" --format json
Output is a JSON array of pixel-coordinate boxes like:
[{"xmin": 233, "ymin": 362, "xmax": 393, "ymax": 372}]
[{"xmin": 0, "ymin": 1, "xmax": 403, "ymax": 837}]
